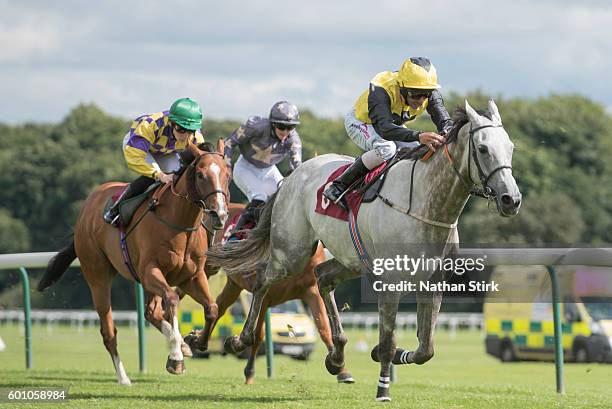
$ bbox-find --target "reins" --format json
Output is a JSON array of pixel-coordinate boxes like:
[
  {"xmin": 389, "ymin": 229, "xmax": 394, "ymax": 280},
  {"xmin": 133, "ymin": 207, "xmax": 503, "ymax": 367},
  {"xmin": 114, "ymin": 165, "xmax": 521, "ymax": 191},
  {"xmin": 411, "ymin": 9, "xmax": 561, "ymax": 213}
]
[
  {"xmin": 125, "ymin": 152, "xmax": 228, "ymax": 236},
  {"xmin": 376, "ymin": 122, "xmax": 513, "ymax": 229}
]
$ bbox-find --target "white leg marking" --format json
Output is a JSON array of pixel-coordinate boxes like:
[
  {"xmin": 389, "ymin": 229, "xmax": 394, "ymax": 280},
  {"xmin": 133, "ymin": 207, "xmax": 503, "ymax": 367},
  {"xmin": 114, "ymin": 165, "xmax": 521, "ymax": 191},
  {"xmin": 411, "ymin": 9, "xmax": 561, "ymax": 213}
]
[
  {"xmin": 161, "ymin": 319, "xmax": 183, "ymax": 361},
  {"xmin": 112, "ymin": 355, "xmax": 132, "ymax": 385}
]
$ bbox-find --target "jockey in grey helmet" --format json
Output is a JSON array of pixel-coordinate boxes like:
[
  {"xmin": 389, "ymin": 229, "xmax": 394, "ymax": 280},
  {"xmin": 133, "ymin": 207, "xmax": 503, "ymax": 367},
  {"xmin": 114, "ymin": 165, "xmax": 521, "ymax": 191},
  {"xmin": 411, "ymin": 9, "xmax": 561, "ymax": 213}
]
[{"xmin": 224, "ymin": 101, "xmax": 302, "ymax": 235}]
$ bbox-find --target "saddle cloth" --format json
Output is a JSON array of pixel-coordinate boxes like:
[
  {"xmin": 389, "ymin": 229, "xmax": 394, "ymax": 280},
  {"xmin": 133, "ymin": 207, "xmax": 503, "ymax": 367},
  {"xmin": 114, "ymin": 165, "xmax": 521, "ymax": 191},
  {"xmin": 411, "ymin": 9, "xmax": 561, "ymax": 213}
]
[{"xmin": 314, "ymin": 161, "xmax": 387, "ymax": 221}]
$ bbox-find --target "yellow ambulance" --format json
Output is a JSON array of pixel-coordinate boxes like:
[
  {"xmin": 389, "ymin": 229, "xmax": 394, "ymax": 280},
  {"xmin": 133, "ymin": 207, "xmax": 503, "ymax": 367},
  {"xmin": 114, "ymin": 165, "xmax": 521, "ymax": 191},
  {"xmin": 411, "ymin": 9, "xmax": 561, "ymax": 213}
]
[{"xmin": 484, "ymin": 266, "xmax": 612, "ymax": 363}]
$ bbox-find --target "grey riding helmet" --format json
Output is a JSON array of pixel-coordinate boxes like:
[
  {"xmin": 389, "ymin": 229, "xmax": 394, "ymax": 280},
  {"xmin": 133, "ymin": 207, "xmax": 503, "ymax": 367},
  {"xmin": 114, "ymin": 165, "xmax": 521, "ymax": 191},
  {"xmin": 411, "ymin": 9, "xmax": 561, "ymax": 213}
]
[{"xmin": 269, "ymin": 101, "xmax": 301, "ymax": 125}]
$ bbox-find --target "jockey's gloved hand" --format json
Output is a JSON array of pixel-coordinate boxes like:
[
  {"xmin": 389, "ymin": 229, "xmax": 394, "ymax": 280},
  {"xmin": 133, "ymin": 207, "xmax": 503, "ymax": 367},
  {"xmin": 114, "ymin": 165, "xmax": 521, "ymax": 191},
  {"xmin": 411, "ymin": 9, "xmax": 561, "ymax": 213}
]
[
  {"xmin": 156, "ymin": 172, "xmax": 173, "ymax": 184},
  {"xmin": 418, "ymin": 132, "xmax": 446, "ymax": 151}
]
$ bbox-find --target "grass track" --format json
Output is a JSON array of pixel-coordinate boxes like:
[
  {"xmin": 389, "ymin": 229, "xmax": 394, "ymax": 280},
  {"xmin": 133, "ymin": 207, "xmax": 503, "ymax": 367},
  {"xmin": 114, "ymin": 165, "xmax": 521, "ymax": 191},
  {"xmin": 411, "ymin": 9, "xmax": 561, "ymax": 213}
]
[{"xmin": 0, "ymin": 324, "xmax": 611, "ymax": 408}]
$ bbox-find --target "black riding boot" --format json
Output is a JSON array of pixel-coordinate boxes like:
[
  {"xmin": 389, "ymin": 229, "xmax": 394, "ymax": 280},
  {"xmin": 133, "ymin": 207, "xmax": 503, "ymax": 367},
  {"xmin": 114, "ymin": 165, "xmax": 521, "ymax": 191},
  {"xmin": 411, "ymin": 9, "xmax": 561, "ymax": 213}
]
[
  {"xmin": 229, "ymin": 199, "xmax": 266, "ymax": 240},
  {"xmin": 103, "ymin": 176, "xmax": 156, "ymax": 226},
  {"xmin": 322, "ymin": 156, "xmax": 369, "ymax": 211}
]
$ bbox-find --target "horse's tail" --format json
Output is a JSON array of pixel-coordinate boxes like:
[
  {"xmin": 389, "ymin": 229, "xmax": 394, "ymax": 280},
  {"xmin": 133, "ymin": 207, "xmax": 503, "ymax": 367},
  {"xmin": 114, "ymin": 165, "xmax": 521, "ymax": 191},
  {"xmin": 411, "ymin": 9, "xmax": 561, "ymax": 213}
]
[
  {"xmin": 206, "ymin": 193, "xmax": 277, "ymax": 276},
  {"xmin": 38, "ymin": 235, "xmax": 76, "ymax": 292}
]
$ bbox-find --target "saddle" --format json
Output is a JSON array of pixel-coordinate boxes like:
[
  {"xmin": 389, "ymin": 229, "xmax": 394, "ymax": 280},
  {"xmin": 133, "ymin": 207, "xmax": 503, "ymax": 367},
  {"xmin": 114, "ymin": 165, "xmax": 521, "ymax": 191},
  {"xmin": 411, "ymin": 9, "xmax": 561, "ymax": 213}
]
[
  {"xmin": 315, "ymin": 145, "xmax": 431, "ymax": 221},
  {"xmin": 362, "ymin": 145, "xmax": 431, "ymax": 201},
  {"xmin": 102, "ymin": 182, "xmax": 161, "ymax": 227}
]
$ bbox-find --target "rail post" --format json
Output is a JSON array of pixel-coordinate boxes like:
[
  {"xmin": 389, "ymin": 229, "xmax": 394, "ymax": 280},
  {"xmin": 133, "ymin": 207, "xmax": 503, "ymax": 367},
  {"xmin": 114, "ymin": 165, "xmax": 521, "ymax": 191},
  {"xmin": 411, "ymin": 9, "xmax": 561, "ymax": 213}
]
[
  {"xmin": 18, "ymin": 267, "xmax": 32, "ymax": 369},
  {"xmin": 546, "ymin": 265, "xmax": 565, "ymax": 394}
]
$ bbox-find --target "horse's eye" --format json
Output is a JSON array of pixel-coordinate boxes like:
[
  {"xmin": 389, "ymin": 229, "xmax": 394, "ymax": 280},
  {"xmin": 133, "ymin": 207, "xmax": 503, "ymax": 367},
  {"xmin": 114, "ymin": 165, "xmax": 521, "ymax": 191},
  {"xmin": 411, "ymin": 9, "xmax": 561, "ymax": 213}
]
[
  {"xmin": 478, "ymin": 145, "xmax": 488, "ymax": 154},
  {"xmin": 197, "ymin": 173, "xmax": 204, "ymax": 179}
]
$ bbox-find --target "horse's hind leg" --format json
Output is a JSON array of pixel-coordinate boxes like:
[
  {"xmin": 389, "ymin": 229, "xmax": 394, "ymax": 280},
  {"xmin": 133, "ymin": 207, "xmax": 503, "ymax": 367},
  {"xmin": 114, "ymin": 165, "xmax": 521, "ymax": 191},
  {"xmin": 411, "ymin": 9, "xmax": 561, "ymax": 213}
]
[
  {"xmin": 141, "ymin": 266, "xmax": 185, "ymax": 375},
  {"xmin": 302, "ymin": 282, "xmax": 355, "ymax": 383},
  {"xmin": 315, "ymin": 258, "xmax": 359, "ymax": 377},
  {"xmin": 86, "ymin": 269, "xmax": 131, "ymax": 385}
]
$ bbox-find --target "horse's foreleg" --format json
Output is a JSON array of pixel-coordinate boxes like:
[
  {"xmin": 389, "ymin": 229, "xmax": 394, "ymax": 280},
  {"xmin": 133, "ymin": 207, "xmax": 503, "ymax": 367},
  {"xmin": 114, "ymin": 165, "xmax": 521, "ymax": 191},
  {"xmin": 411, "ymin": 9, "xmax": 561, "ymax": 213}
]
[
  {"xmin": 179, "ymin": 271, "xmax": 220, "ymax": 353},
  {"xmin": 145, "ymin": 293, "xmax": 192, "ymax": 358},
  {"xmin": 244, "ymin": 302, "xmax": 267, "ymax": 385},
  {"xmin": 373, "ymin": 289, "xmax": 442, "ymax": 366},
  {"xmin": 141, "ymin": 266, "xmax": 185, "ymax": 375},
  {"xmin": 375, "ymin": 292, "xmax": 401, "ymax": 402},
  {"xmin": 226, "ymin": 274, "xmax": 271, "ymax": 354},
  {"xmin": 409, "ymin": 289, "xmax": 442, "ymax": 364},
  {"xmin": 89, "ymin": 281, "xmax": 131, "ymax": 385},
  {"xmin": 302, "ymin": 284, "xmax": 355, "ymax": 383},
  {"xmin": 316, "ymin": 259, "xmax": 358, "ymax": 376}
]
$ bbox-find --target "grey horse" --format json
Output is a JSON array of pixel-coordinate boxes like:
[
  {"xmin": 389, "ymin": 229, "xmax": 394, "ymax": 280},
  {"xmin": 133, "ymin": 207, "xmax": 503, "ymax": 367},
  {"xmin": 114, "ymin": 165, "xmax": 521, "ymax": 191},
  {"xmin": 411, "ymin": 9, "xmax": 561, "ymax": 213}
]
[{"xmin": 206, "ymin": 100, "xmax": 521, "ymax": 402}]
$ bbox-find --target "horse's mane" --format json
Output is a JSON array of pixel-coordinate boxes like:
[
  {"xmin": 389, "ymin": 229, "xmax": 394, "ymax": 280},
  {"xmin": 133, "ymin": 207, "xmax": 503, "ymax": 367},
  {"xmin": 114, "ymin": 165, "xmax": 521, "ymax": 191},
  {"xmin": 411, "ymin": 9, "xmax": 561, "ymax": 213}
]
[
  {"xmin": 177, "ymin": 142, "xmax": 216, "ymax": 175},
  {"xmin": 446, "ymin": 107, "xmax": 493, "ymax": 143},
  {"xmin": 396, "ymin": 106, "xmax": 494, "ymax": 161}
]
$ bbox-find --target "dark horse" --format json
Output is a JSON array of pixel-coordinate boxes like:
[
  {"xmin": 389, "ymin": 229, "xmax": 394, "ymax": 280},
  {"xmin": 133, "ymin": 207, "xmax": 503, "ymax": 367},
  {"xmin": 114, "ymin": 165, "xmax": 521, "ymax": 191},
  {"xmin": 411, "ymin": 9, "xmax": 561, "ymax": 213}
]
[
  {"xmin": 38, "ymin": 140, "xmax": 230, "ymax": 385},
  {"xmin": 185, "ymin": 203, "xmax": 354, "ymax": 384}
]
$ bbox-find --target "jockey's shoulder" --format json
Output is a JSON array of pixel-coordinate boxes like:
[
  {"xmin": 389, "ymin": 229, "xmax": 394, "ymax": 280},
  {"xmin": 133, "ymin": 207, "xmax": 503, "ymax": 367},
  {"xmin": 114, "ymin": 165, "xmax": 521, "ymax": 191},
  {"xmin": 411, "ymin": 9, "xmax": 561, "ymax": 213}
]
[
  {"xmin": 370, "ymin": 71, "xmax": 398, "ymax": 88},
  {"xmin": 245, "ymin": 115, "xmax": 268, "ymax": 129}
]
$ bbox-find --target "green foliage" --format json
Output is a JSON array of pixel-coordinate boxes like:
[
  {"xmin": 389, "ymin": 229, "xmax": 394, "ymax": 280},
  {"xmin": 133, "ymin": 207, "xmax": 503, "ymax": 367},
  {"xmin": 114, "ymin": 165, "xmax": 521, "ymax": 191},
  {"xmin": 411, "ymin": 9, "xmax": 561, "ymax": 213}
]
[
  {"xmin": 459, "ymin": 192, "xmax": 585, "ymax": 245},
  {"xmin": 0, "ymin": 93, "xmax": 611, "ymax": 309},
  {"xmin": 0, "ymin": 208, "xmax": 30, "ymax": 252}
]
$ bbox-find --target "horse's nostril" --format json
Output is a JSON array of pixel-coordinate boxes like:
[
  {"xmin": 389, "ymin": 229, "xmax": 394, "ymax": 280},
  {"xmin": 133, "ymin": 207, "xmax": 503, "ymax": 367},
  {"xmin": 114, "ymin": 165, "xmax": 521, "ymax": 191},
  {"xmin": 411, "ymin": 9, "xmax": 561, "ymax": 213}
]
[
  {"xmin": 501, "ymin": 194, "xmax": 513, "ymax": 205},
  {"xmin": 514, "ymin": 196, "xmax": 522, "ymax": 207}
]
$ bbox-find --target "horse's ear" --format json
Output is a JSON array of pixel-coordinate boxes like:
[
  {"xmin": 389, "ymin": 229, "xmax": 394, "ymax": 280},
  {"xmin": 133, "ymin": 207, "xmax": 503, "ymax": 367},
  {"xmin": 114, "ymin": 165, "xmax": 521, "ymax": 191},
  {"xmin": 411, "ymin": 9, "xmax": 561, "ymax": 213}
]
[
  {"xmin": 488, "ymin": 99, "xmax": 502, "ymax": 125},
  {"xmin": 216, "ymin": 138, "xmax": 225, "ymax": 154},
  {"xmin": 465, "ymin": 99, "xmax": 484, "ymax": 125},
  {"xmin": 188, "ymin": 141, "xmax": 203, "ymax": 156}
]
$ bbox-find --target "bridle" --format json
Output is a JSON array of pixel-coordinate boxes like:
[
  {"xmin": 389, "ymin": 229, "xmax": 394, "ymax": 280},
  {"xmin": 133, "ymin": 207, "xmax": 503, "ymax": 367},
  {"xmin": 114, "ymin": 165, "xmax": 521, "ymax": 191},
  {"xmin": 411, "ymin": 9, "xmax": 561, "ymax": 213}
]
[
  {"xmin": 171, "ymin": 151, "xmax": 229, "ymax": 215},
  {"xmin": 151, "ymin": 151, "xmax": 228, "ymax": 233},
  {"xmin": 444, "ymin": 123, "xmax": 513, "ymax": 200}
]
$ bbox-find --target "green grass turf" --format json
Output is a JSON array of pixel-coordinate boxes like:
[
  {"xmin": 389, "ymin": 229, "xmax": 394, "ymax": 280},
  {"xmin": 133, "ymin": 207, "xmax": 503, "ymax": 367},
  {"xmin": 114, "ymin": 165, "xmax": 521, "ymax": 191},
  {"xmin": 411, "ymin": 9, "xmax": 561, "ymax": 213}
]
[{"xmin": 0, "ymin": 324, "xmax": 610, "ymax": 408}]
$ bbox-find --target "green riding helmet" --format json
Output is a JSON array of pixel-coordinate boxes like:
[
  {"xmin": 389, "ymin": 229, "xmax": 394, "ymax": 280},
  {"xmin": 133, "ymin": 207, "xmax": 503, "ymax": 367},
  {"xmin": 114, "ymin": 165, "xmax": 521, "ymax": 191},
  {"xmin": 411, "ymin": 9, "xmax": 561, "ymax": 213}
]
[{"xmin": 169, "ymin": 97, "xmax": 203, "ymax": 131}]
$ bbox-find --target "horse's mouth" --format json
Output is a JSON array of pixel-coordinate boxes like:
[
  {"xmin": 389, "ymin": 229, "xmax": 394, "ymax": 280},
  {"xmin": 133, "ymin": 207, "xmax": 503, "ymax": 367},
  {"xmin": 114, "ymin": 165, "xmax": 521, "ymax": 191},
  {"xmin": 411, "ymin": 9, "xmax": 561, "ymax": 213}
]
[
  {"xmin": 209, "ymin": 213, "xmax": 226, "ymax": 230},
  {"xmin": 496, "ymin": 192, "xmax": 522, "ymax": 217}
]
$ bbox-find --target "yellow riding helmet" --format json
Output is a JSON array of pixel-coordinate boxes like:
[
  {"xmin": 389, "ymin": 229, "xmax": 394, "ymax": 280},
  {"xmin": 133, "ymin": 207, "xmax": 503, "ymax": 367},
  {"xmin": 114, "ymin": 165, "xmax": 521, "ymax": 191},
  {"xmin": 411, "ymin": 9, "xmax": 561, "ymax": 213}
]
[{"xmin": 397, "ymin": 57, "xmax": 441, "ymax": 90}]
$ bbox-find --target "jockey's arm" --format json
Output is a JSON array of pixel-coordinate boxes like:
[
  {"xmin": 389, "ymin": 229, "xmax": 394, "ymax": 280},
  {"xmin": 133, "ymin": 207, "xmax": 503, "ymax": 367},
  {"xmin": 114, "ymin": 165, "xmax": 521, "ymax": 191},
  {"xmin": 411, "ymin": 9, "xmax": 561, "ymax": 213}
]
[
  {"xmin": 368, "ymin": 86, "xmax": 421, "ymax": 142},
  {"xmin": 287, "ymin": 132, "xmax": 303, "ymax": 171},
  {"xmin": 224, "ymin": 124, "xmax": 250, "ymax": 169},
  {"xmin": 123, "ymin": 123, "xmax": 157, "ymax": 178},
  {"xmin": 426, "ymin": 90, "xmax": 454, "ymax": 135}
]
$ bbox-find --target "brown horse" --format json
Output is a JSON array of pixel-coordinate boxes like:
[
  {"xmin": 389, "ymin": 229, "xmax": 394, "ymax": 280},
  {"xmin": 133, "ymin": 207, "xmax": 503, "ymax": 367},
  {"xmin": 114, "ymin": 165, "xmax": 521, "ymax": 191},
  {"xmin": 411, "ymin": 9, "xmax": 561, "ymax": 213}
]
[
  {"xmin": 186, "ymin": 203, "xmax": 355, "ymax": 384},
  {"xmin": 38, "ymin": 140, "xmax": 230, "ymax": 385}
]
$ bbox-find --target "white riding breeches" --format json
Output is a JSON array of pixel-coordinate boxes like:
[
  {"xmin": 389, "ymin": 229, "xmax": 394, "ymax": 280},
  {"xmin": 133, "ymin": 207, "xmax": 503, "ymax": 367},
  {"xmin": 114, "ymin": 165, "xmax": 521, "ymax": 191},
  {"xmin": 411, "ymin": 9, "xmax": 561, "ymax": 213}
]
[
  {"xmin": 344, "ymin": 109, "xmax": 419, "ymax": 169},
  {"xmin": 232, "ymin": 155, "xmax": 284, "ymax": 202},
  {"xmin": 122, "ymin": 133, "xmax": 181, "ymax": 173}
]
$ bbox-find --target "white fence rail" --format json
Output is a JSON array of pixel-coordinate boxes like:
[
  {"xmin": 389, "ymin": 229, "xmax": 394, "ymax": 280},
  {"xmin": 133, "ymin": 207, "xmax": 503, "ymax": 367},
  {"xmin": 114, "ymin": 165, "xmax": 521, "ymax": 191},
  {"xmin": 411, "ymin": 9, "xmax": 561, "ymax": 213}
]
[{"xmin": 0, "ymin": 308, "xmax": 483, "ymax": 333}]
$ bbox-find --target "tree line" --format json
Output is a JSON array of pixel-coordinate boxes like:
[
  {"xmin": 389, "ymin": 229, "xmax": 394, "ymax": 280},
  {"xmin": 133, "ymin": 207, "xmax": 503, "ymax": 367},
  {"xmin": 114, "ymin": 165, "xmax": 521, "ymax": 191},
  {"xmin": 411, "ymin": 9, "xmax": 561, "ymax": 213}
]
[{"xmin": 1, "ymin": 92, "xmax": 611, "ymax": 309}]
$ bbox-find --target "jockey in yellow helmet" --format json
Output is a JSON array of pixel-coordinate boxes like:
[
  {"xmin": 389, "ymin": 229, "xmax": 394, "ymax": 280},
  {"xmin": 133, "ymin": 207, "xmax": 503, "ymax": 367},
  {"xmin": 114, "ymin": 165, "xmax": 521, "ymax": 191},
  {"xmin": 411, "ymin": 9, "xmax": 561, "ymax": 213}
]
[{"xmin": 323, "ymin": 57, "xmax": 453, "ymax": 209}]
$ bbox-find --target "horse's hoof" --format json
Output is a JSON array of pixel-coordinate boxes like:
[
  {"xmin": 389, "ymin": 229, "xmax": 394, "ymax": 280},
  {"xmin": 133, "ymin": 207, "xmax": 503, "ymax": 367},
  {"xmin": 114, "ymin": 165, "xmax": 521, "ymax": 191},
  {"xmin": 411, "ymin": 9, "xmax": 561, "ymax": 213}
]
[
  {"xmin": 224, "ymin": 335, "xmax": 245, "ymax": 355},
  {"xmin": 245, "ymin": 377, "xmax": 255, "ymax": 385},
  {"xmin": 181, "ymin": 341, "xmax": 193, "ymax": 358},
  {"xmin": 325, "ymin": 354, "xmax": 343, "ymax": 376},
  {"xmin": 375, "ymin": 396, "xmax": 392, "ymax": 402},
  {"xmin": 371, "ymin": 345, "xmax": 380, "ymax": 362},
  {"xmin": 166, "ymin": 357, "xmax": 186, "ymax": 375},
  {"xmin": 118, "ymin": 378, "xmax": 132, "ymax": 386},
  {"xmin": 184, "ymin": 332, "xmax": 207, "ymax": 355},
  {"xmin": 337, "ymin": 371, "xmax": 355, "ymax": 384}
]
